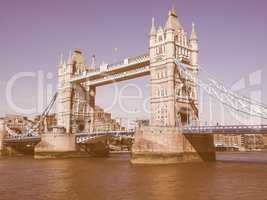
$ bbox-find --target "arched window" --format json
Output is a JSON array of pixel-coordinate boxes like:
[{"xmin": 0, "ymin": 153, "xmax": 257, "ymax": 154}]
[
  {"xmin": 182, "ymin": 85, "xmax": 187, "ymax": 96},
  {"xmin": 161, "ymin": 89, "xmax": 164, "ymax": 96},
  {"xmin": 186, "ymin": 87, "xmax": 192, "ymax": 98},
  {"xmin": 73, "ymin": 61, "xmax": 77, "ymax": 74},
  {"xmin": 158, "ymin": 46, "xmax": 163, "ymax": 54},
  {"xmin": 175, "ymin": 35, "xmax": 178, "ymax": 43}
]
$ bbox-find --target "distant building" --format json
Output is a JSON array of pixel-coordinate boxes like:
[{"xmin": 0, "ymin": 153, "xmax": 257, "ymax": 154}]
[
  {"xmin": 214, "ymin": 134, "xmax": 242, "ymax": 151},
  {"xmin": 263, "ymin": 135, "xmax": 267, "ymax": 149},
  {"xmin": 136, "ymin": 120, "xmax": 150, "ymax": 128},
  {"xmin": 242, "ymin": 134, "xmax": 264, "ymax": 150},
  {"xmin": 34, "ymin": 114, "xmax": 57, "ymax": 132},
  {"xmin": 3, "ymin": 115, "xmax": 34, "ymax": 133},
  {"xmin": 214, "ymin": 134, "xmax": 265, "ymax": 151},
  {"xmin": 94, "ymin": 106, "xmax": 125, "ymax": 132}
]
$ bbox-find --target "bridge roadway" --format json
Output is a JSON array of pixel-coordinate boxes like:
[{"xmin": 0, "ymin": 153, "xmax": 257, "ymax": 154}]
[
  {"xmin": 182, "ymin": 125, "xmax": 267, "ymax": 135},
  {"xmin": 75, "ymin": 130, "xmax": 135, "ymax": 144},
  {"xmin": 75, "ymin": 125, "xmax": 267, "ymax": 143},
  {"xmin": 2, "ymin": 136, "xmax": 41, "ymax": 145},
  {"xmin": 3, "ymin": 125, "xmax": 267, "ymax": 145},
  {"xmin": 70, "ymin": 53, "xmax": 150, "ymax": 86}
]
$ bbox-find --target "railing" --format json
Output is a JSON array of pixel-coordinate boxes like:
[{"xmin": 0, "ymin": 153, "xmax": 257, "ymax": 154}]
[
  {"xmin": 71, "ymin": 53, "xmax": 149, "ymax": 82},
  {"xmin": 3, "ymin": 136, "xmax": 41, "ymax": 144},
  {"xmin": 183, "ymin": 125, "xmax": 267, "ymax": 134},
  {"xmin": 86, "ymin": 65, "xmax": 150, "ymax": 86},
  {"xmin": 76, "ymin": 130, "xmax": 135, "ymax": 136},
  {"xmin": 108, "ymin": 53, "xmax": 149, "ymax": 69},
  {"xmin": 75, "ymin": 130, "xmax": 135, "ymax": 144}
]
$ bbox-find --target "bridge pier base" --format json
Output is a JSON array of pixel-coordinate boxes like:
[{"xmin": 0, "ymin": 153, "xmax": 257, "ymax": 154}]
[
  {"xmin": 0, "ymin": 134, "xmax": 4, "ymax": 157},
  {"xmin": 0, "ymin": 119, "xmax": 6, "ymax": 157},
  {"xmin": 131, "ymin": 126, "xmax": 216, "ymax": 164},
  {"xmin": 34, "ymin": 127, "xmax": 85, "ymax": 159}
]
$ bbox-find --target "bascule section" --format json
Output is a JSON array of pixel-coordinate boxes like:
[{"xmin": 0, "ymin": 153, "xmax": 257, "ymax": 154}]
[
  {"xmin": 0, "ymin": 94, "xmax": 57, "ymax": 157},
  {"xmin": 0, "ymin": 117, "xmax": 40, "ymax": 156}
]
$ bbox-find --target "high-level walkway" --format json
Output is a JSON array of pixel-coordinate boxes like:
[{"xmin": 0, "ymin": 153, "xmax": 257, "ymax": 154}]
[{"xmin": 70, "ymin": 54, "xmax": 150, "ymax": 86}]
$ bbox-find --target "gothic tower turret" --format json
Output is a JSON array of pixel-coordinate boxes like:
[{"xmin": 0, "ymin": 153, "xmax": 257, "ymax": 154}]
[
  {"xmin": 190, "ymin": 22, "xmax": 198, "ymax": 68},
  {"xmin": 57, "ymin": 49, "xmax": 88, "ymax": 133},
  {"xmin": 57, "ymin": 51, "xmax": 73, "ymax": 133},
  {"xmin": 149, "ymin": 8, "xmax": 181, "ymax": 127},
  {"xmin": 149, "ymin": 8, "xmax": 199, "ymax": 127}
]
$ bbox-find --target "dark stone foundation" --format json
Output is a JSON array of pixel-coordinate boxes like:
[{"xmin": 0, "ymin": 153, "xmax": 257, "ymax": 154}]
[
  {"xmin": 34, "ymin": 151, "xmax": 90, "ymax": 159},
  {"xmin": 131, "ymin": 126, "xmax": 216, "ymax": 164},
  {"xmin": 131, "ymin": 152, "xmax": 181, "ymax": 164},
  {"xmin": 131, "ymin": 152, "xmax": 216, "ymax": 164},
  {"xmin": 34, "ymin": 133, "xmax": 79, "ymax": 159}
]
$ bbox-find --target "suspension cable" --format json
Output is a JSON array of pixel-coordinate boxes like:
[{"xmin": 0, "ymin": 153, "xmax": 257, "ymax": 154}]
[
  {"xmin": 198, "ymin": 65, "xmax": 267, "ymax": 109},
  {"xmin": 174, "ymin": 59, "xmax": 267, "ymax": 120}
]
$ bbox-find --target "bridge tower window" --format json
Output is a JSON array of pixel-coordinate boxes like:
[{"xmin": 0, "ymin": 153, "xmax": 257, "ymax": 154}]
[{"xmin": 158, "ymin": 46, "xmax": 163, "ymax": 54}]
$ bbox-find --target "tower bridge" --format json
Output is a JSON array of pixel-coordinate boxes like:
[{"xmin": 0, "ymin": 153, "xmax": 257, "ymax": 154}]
[{"xmin": 1, "ymin": 8, "xmax": 267, "ymax": 163}]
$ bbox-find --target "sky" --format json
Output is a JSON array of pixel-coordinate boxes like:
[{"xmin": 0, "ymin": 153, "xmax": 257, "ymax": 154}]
[{"xmin": 0, "ymin": 0, "xmax": 267, "ymax": 125}]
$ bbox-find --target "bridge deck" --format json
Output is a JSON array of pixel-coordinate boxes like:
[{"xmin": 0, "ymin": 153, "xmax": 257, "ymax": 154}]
[
  {"xmin": 2, "ymin": 136, "xmax": 41, "ymax": 145},
  {"xmin": 183, "ymin": 125, "xmax": 267, "ymax": 135},
  {"xmin": 5, "ymin": 125, "xmax": 266, "ymax": 145},
  {"xmin": 76, "ymin": 125, "xmax": 267, "ymax": 140},
  {"xmin": 75, "ymin": 131, "xmax": 135, "ymax": 144},
  {"xmin": 70, "ymin": 54, "xmax": 150, "ymax": 86}
]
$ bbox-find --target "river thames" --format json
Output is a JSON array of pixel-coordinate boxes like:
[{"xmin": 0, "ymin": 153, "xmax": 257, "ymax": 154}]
[{"xmin": 0, "ymin": 152, "xmax": 267, "ymax": 200}]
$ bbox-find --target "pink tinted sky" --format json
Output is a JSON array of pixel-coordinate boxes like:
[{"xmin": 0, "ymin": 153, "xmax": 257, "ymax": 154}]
[{"xmin": 0, "ymin": 0, "xmax": 267, "ymax": 124}]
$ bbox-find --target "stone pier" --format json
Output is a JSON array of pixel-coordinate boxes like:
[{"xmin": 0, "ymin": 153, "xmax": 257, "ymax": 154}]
[
  {"xmin": 34, "ymin": 127, "xmax": 80, "ymax": 159},
  {"xmin": 131, "ymin": 126, "xmax": 216, "ymax": 164},
  {"xmin": 0, "ymin": 119, "xmax": 5, "ymax": 156}
]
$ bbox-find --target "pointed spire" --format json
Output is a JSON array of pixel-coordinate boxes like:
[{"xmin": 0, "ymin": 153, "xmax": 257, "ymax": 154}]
[
  {"xmin": 150, "ymin": 17, "xmax": 156, "ymax": 36},
  {"xmin": 59, "ymin": 53, "xmax": 64, "ymax": 66},
  {"xmin": 67, "ymin": 50, "xmax": 72, "ymax": 65},
  {"xmin": 158, "ymin": 25, "xmax": 164, "ymax": 33},
  {"xmin": 171, "ymin": 4, "xmax": 177, "ymax": 17},
  {"xmin": 63, "ymin": 60, "xmax": 66, "ymax": 68},
  {"xmin": 165, "ymin": 7, "xmax": 183, "ymax": 31},
  {"xmin": 91, "ymin": 54, "xmax": 96, "ymax": 68},
  {"xmin": 190, "ymin": 22, "xmax": 198, "ymax": 40}
]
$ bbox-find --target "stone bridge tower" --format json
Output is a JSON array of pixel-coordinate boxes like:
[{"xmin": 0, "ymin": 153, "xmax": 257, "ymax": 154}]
[
  {"xmin": 149, "ymin": 8, "xmax": 199, "ymax": 127},
  {"xmin": 131, "ymin": 8, "xmax": 215, "ymax": 164},
  {"xmin": 0, "ymin": 118, "xmax": 6, "ymax": 156},
  {"xmin": 57, "ymin": 49, "xmax": 95, "ymax": 134}
]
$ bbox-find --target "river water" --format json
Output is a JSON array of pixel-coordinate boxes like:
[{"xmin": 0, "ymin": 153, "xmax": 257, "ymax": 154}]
[{"xmin": 0, "ymin": 152, "xmax": 267, "ymax": 200}]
